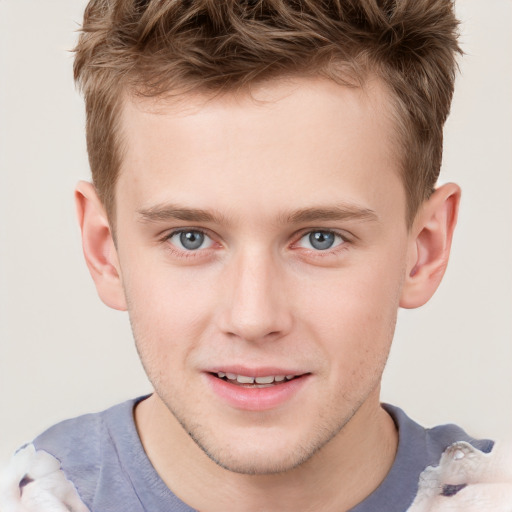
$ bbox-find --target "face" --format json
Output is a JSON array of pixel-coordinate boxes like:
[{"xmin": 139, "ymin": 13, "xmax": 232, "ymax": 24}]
[{"xmin": 113, "ymin": 77, "xmax": 411, "ymax": 474}]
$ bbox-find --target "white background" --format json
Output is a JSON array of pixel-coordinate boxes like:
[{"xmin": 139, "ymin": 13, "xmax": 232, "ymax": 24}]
[{"xmin": 1, "ymin": 0, "xmax": 511, "ymax": 465}]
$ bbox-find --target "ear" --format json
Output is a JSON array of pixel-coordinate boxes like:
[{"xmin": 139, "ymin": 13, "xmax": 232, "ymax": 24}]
[
  {"xmin": 75, "ymin": 181, "xmax": 127, "ymax": 311},
  {"xmin": 400, "ymin": 183, "xmax": 461, "ymax": 309}
]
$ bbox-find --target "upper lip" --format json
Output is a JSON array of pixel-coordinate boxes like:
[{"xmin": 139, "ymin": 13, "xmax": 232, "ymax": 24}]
[{"xmin": 205, "ymin": 366, "xmax": 308, "ymax": 378}]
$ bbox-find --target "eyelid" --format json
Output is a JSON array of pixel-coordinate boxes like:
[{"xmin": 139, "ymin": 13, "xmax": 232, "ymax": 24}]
[
  {"xmin": 160, "ymin": 226, "xmax": 353, "ymax": 259},
  {"xmin": 163, "ymin": 227, "xmax": 216, "ymax": 252},
  {"xmin": 293, "ymin": 227, "xmax": 350, "ymax": 242},
  {"xmin": 298, "ymin": 230, "xmax": 345, "ymax": 248},
  {"xmin": 162, "ymin": 226, "xmax": 212, "ymax": 240},
  {"xmin": 288, "ymin": 229, "xmax": 356, "ymax": 262}
]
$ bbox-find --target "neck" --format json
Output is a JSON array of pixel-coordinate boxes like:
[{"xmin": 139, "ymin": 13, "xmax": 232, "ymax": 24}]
[{"xmin": 135, "ymin": 392, "xmax": 398, "ymax": 512}]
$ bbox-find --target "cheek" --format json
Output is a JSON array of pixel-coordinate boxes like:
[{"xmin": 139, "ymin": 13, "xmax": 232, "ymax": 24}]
[
  {"xmin": 297, "ymin": 252, "xmax": 406, "ymax": 368},
  {"xmin": 122, "ymin": 262, "xmax": 218, "ymax": 371},
  {"xmin": 123, "ymin": 250, "xmax": 216, "ymax": 321},
  {"xmin": 304, "ymin": 261, "xmax": 403, "ymax": 327}
]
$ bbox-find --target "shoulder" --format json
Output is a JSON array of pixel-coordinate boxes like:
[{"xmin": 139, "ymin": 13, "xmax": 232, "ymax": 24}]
[
  {"xmin": 32, "ymin": 397, "xmax": 146, "ymax": 507},
  {"xmin": 352, "ymin": 404, "xmax": 496, "ymax": 512},
  {"xmin": 383, "ymin": 403, "xmax": 494, "ymax": 461},
  {"xmin": 34, "ymin": 408, "xmax": 104, "ymax": 457},
  {"xmin": 382, "ymin": 405, "xmax": 512, "ymax": 512}
]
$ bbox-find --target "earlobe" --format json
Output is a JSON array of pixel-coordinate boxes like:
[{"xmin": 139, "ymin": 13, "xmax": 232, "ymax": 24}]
[
  {"xmin": 400, "ymin": 183, "xmax": 461, "ymax": 309},
  {"xmin": 75, "ymin": 181, "xmax": 127, "ymax": 311}
]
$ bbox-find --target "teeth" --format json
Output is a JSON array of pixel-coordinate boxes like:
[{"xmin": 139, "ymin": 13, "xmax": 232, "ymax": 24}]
[
  {"xmin": 237, "ymin": 375, "xmax": 255, "ymax": 384},
  {"xmin": 216, "ymin": 373, "xmax": 295, "ymax": 383},
  {"xmin": 255, "ymin": 376, "xmax": 274, "ymax": 384}
]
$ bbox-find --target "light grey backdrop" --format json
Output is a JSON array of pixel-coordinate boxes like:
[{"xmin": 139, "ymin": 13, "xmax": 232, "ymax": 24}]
[{"xmin": 1, "ymin": 0, "xmax": 511, "ymax": 465}]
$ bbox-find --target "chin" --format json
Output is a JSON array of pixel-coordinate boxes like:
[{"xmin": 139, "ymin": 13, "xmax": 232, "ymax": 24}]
[
  {"xmin": 183, "ymin": 419, "xmax": 341, "ymax": 476},
  {"xmin": 200, "ymin": 442, "xmax": 313, "ymax": 475}
]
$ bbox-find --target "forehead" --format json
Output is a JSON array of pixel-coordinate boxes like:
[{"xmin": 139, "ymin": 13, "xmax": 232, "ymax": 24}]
[{"xmin": 116, "ymin": 76, "xmax": 405, "ymax": 224}]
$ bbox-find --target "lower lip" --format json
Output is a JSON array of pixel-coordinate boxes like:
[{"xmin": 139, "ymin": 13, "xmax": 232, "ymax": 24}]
[{"xmin": 205, "ymin": 373, "xmax": 310, "ymax": 411}]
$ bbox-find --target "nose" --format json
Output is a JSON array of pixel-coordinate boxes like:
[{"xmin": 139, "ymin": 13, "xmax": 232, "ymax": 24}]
[{"xmin": 217, "ymin": 248, "xmax": 293, "ymax": 343}]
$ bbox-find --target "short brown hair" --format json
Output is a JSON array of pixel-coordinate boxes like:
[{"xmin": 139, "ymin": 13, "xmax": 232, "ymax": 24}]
[{"xmin": 74, "ymin": 0, "xmax": 461, "ymax": 225}]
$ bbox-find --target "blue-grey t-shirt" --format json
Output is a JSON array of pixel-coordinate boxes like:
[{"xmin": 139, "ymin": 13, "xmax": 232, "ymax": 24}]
[{"xmin": 32, "ymin": 396, "xmax": 493, "ymax": 511}]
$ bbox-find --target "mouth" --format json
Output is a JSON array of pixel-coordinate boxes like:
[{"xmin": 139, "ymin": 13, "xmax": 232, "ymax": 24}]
[
  {"xmin": 205, "ymin": 369, "xmax": 310, "ymax": 410},
  {"xmin": 210, "ymin": 372, "xmax": 303, "ymax": 388}
]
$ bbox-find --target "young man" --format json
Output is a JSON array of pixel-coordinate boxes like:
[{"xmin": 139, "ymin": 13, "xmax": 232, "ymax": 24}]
[{"xmin": 1, "ymin": 1, "xmax": 510, "ymax": 511}]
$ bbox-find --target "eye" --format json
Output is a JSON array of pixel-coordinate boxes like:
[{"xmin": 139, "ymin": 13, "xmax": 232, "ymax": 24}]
[
  {"xmin": 168, "ymin": 230, "xmax": 214, "ymax": 251},
  {"xmin": 297, "ymin": 230, "xmax": 345, "ymax": 251}
]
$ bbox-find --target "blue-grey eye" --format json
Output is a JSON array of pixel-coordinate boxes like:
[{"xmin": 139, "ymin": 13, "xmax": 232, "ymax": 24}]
[
  {"xmin": 169, "ymin": 230, "xmax": 213, "ymax": 251},
  {"xmin": 298, "ymin": 230, "xmax": 344, "ymax": 251}
]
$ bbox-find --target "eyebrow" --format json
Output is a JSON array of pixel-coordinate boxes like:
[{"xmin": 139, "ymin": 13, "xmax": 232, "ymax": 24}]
[
  {"xmin": 281, "ymin": 205, "xmax": 379, "ymax": 224},
  {"xmin": 137, "ymin": 204, "xmax": 228, "ymax": 224},
  {"xmin": 137, "ymin": 203, "xmax": 378, "ymax": 225}
]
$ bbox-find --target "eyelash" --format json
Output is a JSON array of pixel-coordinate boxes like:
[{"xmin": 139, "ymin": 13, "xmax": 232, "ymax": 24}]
[
  {"xmin": 161, "ymin": 228, "xmax": 352, "ymax": 260},
  {"xmin": 161, "ymin": 229, "xmax": 216, "ymax": 258},
  {"xmin": 290, "ymin": 229, "xmax": 351, "ymax": 261}
]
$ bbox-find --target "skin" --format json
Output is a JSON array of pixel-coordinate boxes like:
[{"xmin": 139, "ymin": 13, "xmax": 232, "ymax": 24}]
[{"xmin": 76, "ymin": 76, "xmax": 460, "ymax": 511}]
